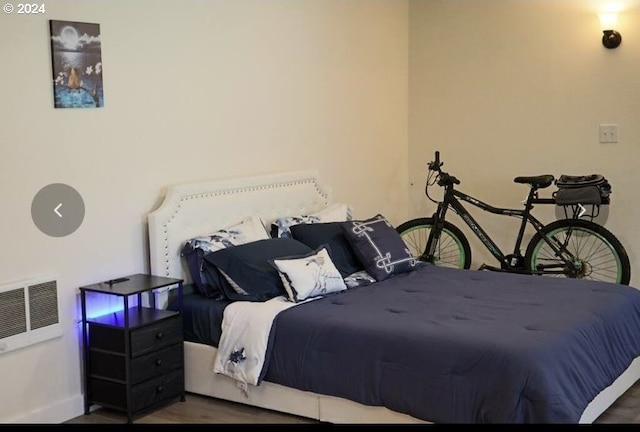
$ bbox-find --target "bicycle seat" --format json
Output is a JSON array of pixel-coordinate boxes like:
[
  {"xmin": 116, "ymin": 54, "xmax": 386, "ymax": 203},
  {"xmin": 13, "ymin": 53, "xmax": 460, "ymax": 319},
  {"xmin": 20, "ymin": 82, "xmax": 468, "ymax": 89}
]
[{"xmin": 513, "ymin": 175, "xmax": 555, "ymax": 189}]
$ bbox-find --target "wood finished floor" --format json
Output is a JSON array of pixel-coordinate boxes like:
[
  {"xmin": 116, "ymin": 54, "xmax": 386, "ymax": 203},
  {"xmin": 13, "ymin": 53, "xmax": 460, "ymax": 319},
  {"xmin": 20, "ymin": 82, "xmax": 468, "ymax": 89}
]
[{"xmin": 65, "ymin": 380, "xmax": 640, "ymax": 424}]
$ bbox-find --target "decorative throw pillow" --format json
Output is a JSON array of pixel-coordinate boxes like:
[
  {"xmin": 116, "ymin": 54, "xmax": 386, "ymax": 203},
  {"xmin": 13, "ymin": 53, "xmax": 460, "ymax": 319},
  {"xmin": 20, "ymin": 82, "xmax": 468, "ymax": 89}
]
[
  {"xmin": 343, "ymin": 270, "xmax": 376, "ymax": 288},
  {"xmin": 290, "ymin": 222, "xmax": 364, "ymax": 277},
  {"xmin": 270, "ymin": 203, "xmax": 353, "ymax": 238},
  {"xmin": 181, "ymin": 215, "xmax": 270, "ymax": 298},
  {"xmin": 270, "ymin": 246, "xmax": 347, "ymax": 302},
  {"xmin": 203, "ymin": 238, "xmax": 314, "ymax": 302},
  {"xmin": 341, "ymin": 214, "xmax": 417, "ymax": 281}
]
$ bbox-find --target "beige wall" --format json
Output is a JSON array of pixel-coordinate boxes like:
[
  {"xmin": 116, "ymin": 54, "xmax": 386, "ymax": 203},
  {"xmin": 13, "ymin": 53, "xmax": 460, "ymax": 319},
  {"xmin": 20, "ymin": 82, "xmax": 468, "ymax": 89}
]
[
  {"xmin": 409, "ymin": 0, "xmax": 640, "ymax": 280},
  {"xmin": 0, "ymin": 0, "xmax": 408, "ymax": 422}
]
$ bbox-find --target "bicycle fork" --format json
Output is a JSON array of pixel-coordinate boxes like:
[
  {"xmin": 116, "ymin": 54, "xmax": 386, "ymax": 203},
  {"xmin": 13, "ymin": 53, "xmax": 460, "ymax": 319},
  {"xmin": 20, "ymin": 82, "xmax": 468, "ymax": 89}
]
[{"xmin": 423, "ymin": 202, "xmax": 449, "ymax": 262}]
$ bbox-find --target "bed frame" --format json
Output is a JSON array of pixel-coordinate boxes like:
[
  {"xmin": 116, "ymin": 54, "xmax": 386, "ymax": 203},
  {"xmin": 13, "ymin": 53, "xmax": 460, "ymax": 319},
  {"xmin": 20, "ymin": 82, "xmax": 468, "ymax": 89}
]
[{"xmin": 147, "ymin": 170, "xmax": 640, "ymax": 424}]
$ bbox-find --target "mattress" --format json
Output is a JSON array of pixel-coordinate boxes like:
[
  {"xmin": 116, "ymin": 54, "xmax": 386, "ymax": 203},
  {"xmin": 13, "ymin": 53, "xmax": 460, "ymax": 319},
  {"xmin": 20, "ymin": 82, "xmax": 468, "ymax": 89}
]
[{"xmin": 169, "ymin": 284, "xmax": 231, "ymax": 348}]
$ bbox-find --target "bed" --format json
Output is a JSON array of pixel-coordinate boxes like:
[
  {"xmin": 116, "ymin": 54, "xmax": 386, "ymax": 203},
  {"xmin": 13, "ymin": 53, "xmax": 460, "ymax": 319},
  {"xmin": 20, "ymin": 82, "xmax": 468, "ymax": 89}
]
[{"xmin": 147, "ymin": 170, "xmax": 640, "ymax": 424}]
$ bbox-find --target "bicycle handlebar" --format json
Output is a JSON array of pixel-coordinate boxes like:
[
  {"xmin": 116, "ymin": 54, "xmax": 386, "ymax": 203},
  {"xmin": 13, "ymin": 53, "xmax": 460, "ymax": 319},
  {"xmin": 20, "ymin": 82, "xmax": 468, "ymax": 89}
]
[
  {"xmin": 427, "ymin": 151, "xmax": 460, "ymax": 186},
  {"xmin": 428, "ymin": 151, "xmax": 442, "ymax": 171}
]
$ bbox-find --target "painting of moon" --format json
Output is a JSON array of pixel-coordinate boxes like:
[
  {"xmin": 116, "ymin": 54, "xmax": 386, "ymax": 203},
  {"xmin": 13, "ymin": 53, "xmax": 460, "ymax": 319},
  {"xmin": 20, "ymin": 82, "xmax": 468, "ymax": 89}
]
[{"xmin": 49, "ymin": 20, "xmax": 104, "ymax": 108}]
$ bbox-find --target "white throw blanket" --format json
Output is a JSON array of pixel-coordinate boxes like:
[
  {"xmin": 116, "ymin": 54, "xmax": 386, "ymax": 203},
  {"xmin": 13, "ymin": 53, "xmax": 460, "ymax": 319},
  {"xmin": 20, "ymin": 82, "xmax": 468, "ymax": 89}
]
[{"xmin": 213, "ymin": 295, "xmax": 298, "ymax": 392}]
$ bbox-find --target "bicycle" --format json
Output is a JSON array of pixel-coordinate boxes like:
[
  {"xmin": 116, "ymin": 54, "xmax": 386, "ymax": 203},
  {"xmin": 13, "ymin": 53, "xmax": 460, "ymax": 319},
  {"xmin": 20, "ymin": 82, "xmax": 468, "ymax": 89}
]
[{"xmin": 396, "ymin": 151, "xmax": 631, "ymax": 285}]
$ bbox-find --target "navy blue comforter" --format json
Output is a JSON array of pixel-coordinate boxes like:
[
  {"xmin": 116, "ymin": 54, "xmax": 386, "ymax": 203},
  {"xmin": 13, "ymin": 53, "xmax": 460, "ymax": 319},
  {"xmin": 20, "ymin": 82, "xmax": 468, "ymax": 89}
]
[{"xmin": 263, "ymin": 264, "xmax": 640, "ymax": 423}]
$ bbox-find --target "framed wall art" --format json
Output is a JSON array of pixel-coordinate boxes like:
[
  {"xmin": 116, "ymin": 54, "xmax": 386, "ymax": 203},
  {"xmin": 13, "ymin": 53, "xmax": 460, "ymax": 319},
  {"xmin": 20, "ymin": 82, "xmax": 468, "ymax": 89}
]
[{"xmin": 49, "ymin": 20, "xmax": 104, "ymax": 108}]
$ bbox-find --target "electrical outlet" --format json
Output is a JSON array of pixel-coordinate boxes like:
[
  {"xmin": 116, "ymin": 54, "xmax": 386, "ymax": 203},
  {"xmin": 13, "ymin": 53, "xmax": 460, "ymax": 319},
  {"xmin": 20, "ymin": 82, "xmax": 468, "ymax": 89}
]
[{"xmin": 599, "ymin": 124, "xmax": 618, "ymax": 143}]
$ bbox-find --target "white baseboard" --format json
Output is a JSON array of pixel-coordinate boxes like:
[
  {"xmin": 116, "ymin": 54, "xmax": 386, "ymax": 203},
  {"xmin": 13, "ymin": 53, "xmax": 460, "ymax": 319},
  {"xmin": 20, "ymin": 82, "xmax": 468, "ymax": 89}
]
[{"xmin": 3, "ymin": 393, "xmax": 85, "ymax": 424}]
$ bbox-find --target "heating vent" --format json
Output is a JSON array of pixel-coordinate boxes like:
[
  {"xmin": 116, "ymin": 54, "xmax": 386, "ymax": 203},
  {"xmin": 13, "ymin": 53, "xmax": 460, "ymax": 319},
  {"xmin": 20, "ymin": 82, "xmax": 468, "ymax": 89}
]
[{"xmin": 0, "ymin": 277, "xmax": 62, "ymax": 354}]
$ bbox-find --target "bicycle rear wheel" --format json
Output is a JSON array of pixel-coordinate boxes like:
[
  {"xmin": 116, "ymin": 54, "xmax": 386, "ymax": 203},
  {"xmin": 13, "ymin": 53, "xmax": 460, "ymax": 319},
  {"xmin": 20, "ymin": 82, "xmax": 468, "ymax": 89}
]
[
  {"xmin": 524, "ymin": 219, "xmax": 630, "ymax": 285},
  {"xmin": 396, "ymin": 217, "xmax": 472, "ymax": 269}
]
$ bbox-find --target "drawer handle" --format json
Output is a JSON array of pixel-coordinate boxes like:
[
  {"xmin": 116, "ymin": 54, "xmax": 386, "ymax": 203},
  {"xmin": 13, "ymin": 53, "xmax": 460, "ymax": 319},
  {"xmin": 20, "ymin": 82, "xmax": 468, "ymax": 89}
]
[
  {"xmin": 155, "ymin": 332, "xmax": 164, "ymax": 340},
  {"xmin": 155, "ymin": 358, "xmax": 162, "ymax": 367},
  {"xmin": 156, "ymin": 385, "xmax": 164, "ymax": 394}
]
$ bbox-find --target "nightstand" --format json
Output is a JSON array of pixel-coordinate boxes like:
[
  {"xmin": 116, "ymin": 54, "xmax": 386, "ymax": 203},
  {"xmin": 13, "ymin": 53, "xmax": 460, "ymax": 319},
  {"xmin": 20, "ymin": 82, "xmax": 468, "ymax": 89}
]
[{"xmin": 79, "ymin": 274, "xmax": 185, "ymax": 423}]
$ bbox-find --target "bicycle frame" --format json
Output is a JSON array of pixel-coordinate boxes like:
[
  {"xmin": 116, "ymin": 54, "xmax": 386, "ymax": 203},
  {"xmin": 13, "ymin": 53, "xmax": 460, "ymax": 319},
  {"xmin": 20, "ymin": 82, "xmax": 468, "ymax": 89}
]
[{"xmin": 425, "ymin": 183, "xmax": 566, "ymax": 273}]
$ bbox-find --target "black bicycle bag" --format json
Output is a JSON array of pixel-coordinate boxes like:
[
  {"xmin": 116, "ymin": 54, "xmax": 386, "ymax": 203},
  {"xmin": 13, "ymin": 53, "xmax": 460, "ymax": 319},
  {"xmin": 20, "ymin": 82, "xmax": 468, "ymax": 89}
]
[{"xmin": 553, "ymin": 174, "xmax": 611, "ymax": 206}]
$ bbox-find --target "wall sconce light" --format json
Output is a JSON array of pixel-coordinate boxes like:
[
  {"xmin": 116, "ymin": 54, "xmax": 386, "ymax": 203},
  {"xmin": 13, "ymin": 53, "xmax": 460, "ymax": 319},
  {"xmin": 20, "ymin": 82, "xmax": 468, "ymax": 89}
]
[{"xmin": 598, "ymin": 11, "xmax": 622, "ymax": 49}]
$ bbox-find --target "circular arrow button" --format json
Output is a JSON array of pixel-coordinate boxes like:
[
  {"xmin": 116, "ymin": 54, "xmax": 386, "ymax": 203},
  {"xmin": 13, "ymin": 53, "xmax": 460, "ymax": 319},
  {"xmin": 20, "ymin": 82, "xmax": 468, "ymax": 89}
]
[{"xmin": 31, "ymin": 183, "xmax": 85, "ymax": 237}]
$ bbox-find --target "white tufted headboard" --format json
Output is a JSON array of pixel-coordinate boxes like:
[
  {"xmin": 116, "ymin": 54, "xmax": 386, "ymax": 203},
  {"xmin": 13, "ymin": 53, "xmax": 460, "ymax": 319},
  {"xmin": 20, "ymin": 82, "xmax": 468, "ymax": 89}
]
[{"xmin": 147, "ymin": 170, "xmax": 332, "ymax": 307}]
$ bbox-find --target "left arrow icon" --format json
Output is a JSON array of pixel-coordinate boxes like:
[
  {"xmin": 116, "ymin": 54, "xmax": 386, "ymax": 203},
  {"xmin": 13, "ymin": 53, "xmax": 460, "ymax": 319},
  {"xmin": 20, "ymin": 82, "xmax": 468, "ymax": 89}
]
[{"xmin": 31, "ymin": 184, "xmax": 84, "ymax": 237}]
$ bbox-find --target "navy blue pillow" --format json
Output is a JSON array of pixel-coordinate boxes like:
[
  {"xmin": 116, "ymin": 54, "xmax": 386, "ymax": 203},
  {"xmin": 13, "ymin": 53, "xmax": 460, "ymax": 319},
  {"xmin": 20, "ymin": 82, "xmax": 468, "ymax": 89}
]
[
  {"xmin": 203, "ymin": 238, "xmax": 313, "ymax": 302},
  {"xmin": 341, "ymin": 214, "xmax": 416, "ymax": 281},
  {"xmin": 181, "ymin": 244, "xmax": 223, "ymax": 299},
  {"xmin": 290, "ymin": 222, "xmax": 363, "ymax": 278}
]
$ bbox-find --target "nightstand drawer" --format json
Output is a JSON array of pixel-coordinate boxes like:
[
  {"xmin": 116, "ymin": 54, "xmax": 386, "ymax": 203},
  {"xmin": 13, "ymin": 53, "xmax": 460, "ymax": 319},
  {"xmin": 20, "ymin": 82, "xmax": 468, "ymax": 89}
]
[
  {"xmin": 131, "ymin": 369, "xmax": 183, "ymax": 412},
  {"xmin": 89, "ymin": 369, "xmax": 183, "ymax": 413},
  {"xmin": 88, "ymin": 324, "xmax": 126, "ymax": 353},
  {"xmin": 130, "ymin": 316, "xmax": 182, "ymax": 357},
  {"xmin": 132, "ymin": 344, "xmax": 183, "ymax": 384},
  {"xmin": 90, "ymin": 343, "xmax": 183, "ymax": 384}
]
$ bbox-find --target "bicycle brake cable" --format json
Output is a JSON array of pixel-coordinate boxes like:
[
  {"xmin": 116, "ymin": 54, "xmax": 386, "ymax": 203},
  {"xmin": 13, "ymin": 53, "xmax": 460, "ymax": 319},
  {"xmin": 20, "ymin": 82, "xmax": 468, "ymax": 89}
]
[{"xmin": 425, "ymin": 170, "xmax": 439, "ymax": 204}]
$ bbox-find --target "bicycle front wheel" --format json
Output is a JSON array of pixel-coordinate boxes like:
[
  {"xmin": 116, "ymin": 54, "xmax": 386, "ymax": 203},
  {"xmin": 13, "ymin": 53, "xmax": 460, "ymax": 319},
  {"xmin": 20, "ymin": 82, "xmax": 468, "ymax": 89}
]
[
  {"xmin": 524, "ymin": 219, "xmax": 630, "ymax": 285},
  {"xmin": 396, "ymin": 217, "xmax": 472, "ymax": 269}
]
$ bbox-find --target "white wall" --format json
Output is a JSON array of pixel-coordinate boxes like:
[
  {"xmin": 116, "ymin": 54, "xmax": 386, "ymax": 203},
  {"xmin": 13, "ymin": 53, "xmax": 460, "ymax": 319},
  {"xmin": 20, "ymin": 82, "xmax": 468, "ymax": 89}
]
[
  {"xmin": 0, "ymin": 0, "xmax": 408, "ymax": 422},
  {"xmin": 409, "ymin": 0, "xmax": 640, "ymax": 282}
]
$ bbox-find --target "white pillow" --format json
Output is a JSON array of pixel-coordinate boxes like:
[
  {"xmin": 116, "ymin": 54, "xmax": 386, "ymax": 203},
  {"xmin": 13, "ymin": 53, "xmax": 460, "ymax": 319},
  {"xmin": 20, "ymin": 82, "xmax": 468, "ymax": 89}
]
[
  {"xmin": 184, "ymin": 215, "xmax": 269, "ymax": 254},
  {"xmin": 314, "ymin": 203, "xmax": 353, "ymax": 221},
  {"xmin": 271, "ymin": 203, "xmax": 353, "ymax": 238},
  {"xmin": 271, "ymin": 247, "xmax": 347, "ymax": 302}
]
